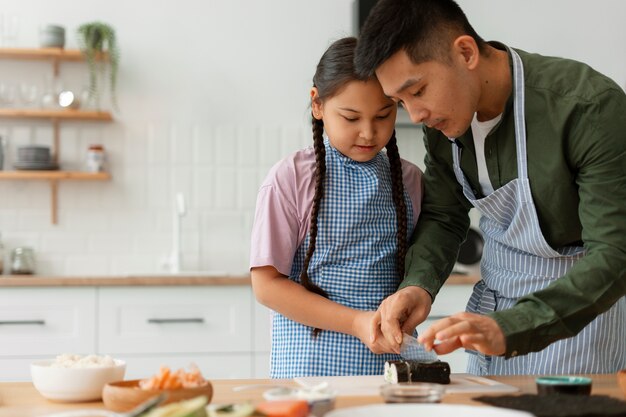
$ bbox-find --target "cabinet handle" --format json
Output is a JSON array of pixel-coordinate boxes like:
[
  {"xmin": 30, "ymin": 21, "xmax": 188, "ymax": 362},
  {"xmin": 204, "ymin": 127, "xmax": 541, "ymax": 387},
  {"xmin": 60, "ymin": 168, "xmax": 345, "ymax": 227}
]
[
  {"xmin": 0, "ymin": 320, "xmax": 46, "ymax": 325},
  {"xmin": 147, "ymin": 318, "xmax": 205, "ymax": 324}
]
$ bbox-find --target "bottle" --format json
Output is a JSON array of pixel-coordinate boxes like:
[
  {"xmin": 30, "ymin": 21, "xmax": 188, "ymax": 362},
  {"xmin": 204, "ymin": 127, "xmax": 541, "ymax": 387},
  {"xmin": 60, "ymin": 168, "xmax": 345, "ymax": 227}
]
[
  {"xmin": 86, "ymin": 144, "xmax": 106, "ymax": 172},
  {"xmin": 0, "ymin": 233, "xmax": 5, "ymax": 275}
]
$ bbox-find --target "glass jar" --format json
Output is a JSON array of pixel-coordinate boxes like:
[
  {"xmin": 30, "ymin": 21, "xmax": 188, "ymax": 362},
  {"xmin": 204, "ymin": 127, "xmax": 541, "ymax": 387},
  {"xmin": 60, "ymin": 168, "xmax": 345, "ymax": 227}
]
[
  {"xmin": 0, "ymin": 134, "xmax": 5, "ymax": 170},
  {"xmin": 86, "ymin": 144, "xmax": 106, "ymax": 172},
  {"xmin": 0, "ymin": 232, "xmax": 5, "ymax": 274},
  {"xmin": 10, "ymin": 247, "xmax": 36, "ymax": 275}
]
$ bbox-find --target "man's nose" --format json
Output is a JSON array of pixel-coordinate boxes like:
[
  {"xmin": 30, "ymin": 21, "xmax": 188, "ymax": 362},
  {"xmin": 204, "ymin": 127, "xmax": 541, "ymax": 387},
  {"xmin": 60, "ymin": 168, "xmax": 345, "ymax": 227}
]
[{"xmin": 405, "ymin": 103, "xmax": 428, "ymax": 125}]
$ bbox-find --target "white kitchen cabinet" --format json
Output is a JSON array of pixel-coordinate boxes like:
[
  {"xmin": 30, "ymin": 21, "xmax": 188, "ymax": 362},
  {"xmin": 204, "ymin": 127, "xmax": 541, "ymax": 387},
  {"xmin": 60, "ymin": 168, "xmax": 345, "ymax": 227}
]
[
  {"xmin": 0, "ymin": 288, "xmax": 97, "ymax": 357},
  {"xmin": 0, "ymin": 287, "xmax": 97, "ymax": 381},
  {"xmin": 0, "ymin": 285, "xmax": 254, "ymax": 382},
  {"xmin": 97, "ymin": 286, "xmax": 253, "ymax": 381},
  {"xmin": 98, "ymin": 287, "xmax": 252, "ymax": 354}
]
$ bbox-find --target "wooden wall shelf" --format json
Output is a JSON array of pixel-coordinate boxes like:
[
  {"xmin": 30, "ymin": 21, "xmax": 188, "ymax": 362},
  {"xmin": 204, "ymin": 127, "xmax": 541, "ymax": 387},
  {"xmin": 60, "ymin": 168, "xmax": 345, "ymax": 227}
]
[
  {"xmin": 0, "ymin": 47, "xmax": 108, "ymax": 76},
  {"xmin": 1, "ymin": 47, "xmax": 114, "ymax": 225},
  {"xmin": 0, "ymin": 108, "xmax": 113, "ymax": 120},
  {"xmin": 0, "ymin": 171, "xmax": 111, "ymax": 181},
  {"xmin": 0, "ymin": 47, "xmax": 83, "ymax": 60},
  {"xmin": 0, "ymin": 171, "xmax": 111, "ymax": 224}
]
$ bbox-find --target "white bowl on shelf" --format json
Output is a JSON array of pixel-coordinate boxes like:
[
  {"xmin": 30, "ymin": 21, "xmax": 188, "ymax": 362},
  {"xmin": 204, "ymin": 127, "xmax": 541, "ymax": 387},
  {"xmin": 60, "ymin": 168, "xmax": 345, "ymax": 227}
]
[{"xmin": 31, "ymin": 358, "xmax": 126, "ymax": 402}]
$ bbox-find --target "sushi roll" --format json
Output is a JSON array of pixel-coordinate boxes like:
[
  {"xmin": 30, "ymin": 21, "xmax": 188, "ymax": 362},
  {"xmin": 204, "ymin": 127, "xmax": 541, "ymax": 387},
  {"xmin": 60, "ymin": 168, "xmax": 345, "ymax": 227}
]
[
  {"xmin": 384, "ymin": 360, "xmax": 451, "ymax": 385},
  {"xmin": 384, "ymin": 361, "xmax": 411, "ymax": 384}
]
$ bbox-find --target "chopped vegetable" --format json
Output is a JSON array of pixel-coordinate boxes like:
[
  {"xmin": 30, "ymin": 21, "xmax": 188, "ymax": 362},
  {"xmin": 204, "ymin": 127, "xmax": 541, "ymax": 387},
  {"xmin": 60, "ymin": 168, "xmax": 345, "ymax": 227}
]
[
  {"xmin": 255, "ymin": 400, "xmax": 309, "ymax": 417},
  {"xmin": 207, "ymin": 403, "xmax": 256, "ymax": 417},
  {"xmin": 139, "ymin": 395, "xmax": 208, "ymax": 417},
  {"xmin": 139, "ymin": 364, "xmax": 208, "ymax": 390}
]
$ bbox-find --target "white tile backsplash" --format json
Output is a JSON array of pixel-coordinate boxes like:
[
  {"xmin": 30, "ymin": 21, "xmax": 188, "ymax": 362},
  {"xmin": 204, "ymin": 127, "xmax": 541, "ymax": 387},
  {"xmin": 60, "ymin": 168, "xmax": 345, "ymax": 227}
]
[{"xmin": 0, "ymin": 119, "xmax": 425, "ymax": 276}]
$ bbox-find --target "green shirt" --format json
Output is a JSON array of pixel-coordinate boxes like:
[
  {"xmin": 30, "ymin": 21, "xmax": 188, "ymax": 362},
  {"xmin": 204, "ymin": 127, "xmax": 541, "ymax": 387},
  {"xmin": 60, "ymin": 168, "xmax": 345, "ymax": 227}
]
[{"xmin": 402, "ymin": 44, "xmax": 626, "ymax": 357}]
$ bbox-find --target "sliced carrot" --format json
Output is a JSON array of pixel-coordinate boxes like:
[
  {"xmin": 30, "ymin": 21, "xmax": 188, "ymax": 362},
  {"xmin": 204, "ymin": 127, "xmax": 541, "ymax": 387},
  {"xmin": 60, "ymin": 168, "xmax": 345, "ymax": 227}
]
[
  {"xmin": 139, "ymin": 364, "xmax": 208, "ymax": 391},
  {"xmin": 255, "ymin": 400, "xmax": 309, "ymax": 417}
]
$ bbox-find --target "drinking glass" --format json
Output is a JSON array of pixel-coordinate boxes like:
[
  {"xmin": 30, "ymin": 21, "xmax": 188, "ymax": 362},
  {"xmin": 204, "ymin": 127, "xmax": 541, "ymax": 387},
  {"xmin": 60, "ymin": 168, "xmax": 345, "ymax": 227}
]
[
  {"xmin": 0, "ymin": 82, "xmax": 17, "ymax": 107},
  {"xmin": 1, "ymin": 14, "xmax": 20, "ymax": 47},
  {"xmin": 20, "ymin": 83, "xmax": 39, "ymax": 108}
]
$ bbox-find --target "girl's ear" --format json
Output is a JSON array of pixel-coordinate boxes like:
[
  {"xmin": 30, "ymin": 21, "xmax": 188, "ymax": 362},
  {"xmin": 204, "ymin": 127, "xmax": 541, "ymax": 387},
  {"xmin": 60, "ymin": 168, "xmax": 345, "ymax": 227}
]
[{"xmin": 310, "ymin": 87, "xmax": 323, "ymax": 120}]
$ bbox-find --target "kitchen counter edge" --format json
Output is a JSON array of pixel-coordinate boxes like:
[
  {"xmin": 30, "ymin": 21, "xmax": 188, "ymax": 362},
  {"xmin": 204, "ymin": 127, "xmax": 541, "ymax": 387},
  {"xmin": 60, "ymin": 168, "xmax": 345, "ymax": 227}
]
[{"xmin": 0, "ymin": 273, "xmax": 479, "ymax": 287}]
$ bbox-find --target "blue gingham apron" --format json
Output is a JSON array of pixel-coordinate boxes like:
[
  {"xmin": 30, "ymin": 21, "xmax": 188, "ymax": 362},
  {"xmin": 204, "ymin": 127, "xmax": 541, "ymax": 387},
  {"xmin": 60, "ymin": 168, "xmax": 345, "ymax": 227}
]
[
  {"xmin": 451, "ymin": 49, "xmax": 626, "ymax": 376},
  {"xmin": 270, "ymin": 139, "xmax": 414, "ymax": 378}
]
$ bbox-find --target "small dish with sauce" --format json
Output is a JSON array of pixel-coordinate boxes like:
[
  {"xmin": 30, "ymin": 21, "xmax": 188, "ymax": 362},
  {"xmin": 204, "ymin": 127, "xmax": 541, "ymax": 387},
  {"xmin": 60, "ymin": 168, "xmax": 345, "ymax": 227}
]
[{"xmin": 535, "ymin": 376, "xmax": 592, "ymax": 396}]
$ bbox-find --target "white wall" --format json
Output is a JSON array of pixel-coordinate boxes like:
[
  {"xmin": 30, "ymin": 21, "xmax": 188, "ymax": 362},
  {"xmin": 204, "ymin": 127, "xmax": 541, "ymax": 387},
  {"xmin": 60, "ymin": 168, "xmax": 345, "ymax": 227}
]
[
  {"xmin": 457, "ymin": 0, "xmax": 626, "ymax": 89},
  {"xmin": 0, "ymin": 1, "xmax": 624, "ymax": 276}
]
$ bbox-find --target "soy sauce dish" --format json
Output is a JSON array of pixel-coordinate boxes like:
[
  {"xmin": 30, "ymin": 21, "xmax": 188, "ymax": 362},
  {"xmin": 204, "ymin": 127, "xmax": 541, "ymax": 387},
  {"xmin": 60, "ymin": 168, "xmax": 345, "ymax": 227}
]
[{"xmin": 535, "ymin": 376, "xmax": 592, "ymax": 395}]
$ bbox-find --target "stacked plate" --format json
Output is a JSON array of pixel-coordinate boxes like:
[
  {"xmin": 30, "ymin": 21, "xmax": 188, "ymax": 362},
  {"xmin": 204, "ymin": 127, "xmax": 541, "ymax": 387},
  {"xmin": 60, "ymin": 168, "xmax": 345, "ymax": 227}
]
[{"xmin": 14, "ymin": 145, "xmax": 59, "ymax": 170}]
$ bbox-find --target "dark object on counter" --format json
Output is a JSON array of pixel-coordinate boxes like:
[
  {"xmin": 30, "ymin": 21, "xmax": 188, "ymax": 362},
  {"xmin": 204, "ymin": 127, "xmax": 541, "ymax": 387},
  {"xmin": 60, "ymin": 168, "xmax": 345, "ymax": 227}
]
[
  {"xmin": 457, "ymin": 227, "xmax": 483, "ymax": 265},
  {"xmin": 384, "ymin": 360, "xmax": 451, "ymax": 384},
  {"xmin": 536, "ymin": 376, "xmax": 592, "ymax": 396},
  {"xmin": 474, "ymin": 393, "xmax": 626, "ymax": 417}
]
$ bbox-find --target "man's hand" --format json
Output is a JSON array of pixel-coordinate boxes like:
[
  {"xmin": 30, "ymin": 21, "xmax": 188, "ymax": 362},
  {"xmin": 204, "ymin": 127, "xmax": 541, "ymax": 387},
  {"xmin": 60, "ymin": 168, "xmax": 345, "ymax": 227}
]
[
  {"xmin": 352, "ymin": 310, "xmax": 398, "ymax": 354},
  {"xmin": 371, "ymin": 286, "xmax": 433, "ymax": 353},
  {"xmin": 417, "ymin": 312, "xmax": 506, "ymax": 356}
]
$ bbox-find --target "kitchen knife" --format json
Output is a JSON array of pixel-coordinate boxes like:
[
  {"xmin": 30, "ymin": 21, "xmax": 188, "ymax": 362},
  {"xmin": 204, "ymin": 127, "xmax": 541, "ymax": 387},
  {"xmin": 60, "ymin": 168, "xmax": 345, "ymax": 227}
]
[{"xmin": 400, "ymin": 333, "xmax": 438, "ymax": 362}]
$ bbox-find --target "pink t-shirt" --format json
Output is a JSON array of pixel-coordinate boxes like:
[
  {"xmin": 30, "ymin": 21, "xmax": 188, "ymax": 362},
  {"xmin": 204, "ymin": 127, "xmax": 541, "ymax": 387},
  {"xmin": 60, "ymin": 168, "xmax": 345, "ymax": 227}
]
[{"xmin": 250, "ymin": 146, "xmax": 424, "ymax": 276}]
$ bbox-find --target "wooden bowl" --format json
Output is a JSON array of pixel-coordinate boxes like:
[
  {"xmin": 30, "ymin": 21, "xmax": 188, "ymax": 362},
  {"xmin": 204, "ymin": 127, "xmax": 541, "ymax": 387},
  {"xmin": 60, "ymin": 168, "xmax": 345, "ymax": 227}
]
[
  {"xmin": 618, "ymin": 369, "xmax": 626, "ymax": 398},
  {"xmin": 102, "ymin": 379, "xmax": 213, "ymax": 412}
]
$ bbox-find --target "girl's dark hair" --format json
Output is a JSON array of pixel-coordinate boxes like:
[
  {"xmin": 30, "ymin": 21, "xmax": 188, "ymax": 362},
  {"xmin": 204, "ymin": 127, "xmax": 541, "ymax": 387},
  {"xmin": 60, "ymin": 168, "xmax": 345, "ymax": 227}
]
[
  {"xmin": 354, "ymin": 0, "xmax": 486, "ymax": 77},
  {"xmin": 302, "ymin": 37, "xmax": 408, "ymax": 334}
]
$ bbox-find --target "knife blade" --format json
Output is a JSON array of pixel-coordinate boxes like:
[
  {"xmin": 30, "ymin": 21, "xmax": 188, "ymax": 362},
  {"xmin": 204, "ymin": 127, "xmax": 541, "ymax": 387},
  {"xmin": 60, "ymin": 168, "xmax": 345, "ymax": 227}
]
[{"xmin": 399, "ymin": 333, "xmax": 438, "ymax": 362}]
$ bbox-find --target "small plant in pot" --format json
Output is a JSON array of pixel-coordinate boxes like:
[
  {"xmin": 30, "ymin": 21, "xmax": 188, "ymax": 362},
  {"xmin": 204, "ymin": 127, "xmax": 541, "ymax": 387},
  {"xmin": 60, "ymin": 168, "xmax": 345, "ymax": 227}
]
[{"xmin": 76, "ymin": 21, "xmax": 120, "ymax": 110}]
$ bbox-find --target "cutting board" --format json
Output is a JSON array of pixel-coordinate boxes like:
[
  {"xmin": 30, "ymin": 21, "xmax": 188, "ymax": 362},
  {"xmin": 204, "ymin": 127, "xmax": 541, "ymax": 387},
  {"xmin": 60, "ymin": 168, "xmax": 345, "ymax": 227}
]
[{"xmin": 294, "ymin": 373, "xmax": 518, "ymax": 396}]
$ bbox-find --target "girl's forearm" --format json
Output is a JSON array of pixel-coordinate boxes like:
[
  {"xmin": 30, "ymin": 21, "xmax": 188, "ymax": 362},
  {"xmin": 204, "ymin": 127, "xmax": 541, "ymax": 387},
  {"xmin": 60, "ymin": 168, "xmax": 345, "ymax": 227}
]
[{"xmin": 252, "ymin": 267, "xmax": 359, "ymax": 336}]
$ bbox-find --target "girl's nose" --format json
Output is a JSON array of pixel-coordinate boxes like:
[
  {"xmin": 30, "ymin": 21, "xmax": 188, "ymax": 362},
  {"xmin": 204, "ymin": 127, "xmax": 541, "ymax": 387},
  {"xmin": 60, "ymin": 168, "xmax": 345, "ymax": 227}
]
[{"xmin": 360, "ymin": 122, "xmax": 375, "ymax": 140}]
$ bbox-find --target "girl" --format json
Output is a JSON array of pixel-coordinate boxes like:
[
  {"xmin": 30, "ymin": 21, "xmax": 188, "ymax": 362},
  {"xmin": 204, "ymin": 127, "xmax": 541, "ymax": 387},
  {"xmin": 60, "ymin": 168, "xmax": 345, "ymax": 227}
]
[{"xmin": 249, "ymin": 37, "xmax": 423, "ymax": 378}]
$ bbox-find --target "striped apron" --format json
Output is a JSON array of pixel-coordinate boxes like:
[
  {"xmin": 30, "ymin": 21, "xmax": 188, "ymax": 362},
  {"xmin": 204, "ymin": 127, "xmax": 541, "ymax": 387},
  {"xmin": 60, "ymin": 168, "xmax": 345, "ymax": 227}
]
[
  {"xmin": 451, "ymin": 49, "xmax": 626, "ymax": 376},
  {"xmin": 270, "ymin": 140, "xmax": 414, "ymax": 378}
]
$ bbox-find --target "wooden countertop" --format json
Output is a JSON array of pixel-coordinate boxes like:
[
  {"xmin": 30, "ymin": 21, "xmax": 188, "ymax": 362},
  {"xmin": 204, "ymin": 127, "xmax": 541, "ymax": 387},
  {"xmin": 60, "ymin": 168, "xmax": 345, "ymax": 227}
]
[
  {"xmin": 0, "ymin": 273, "xmax": 480, "ymax": 287},
  {"xmin": 0, "ymin": 374, "xmax": 622, "ymax": 417},
  {"xmin": 0, "ymin": 274, "xmax": 252, "ymax": 287}
]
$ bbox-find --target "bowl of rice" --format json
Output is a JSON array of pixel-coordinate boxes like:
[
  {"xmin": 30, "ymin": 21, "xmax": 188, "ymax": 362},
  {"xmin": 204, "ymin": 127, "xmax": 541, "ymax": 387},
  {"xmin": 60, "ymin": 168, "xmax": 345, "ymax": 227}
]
[{"xmin": 31, "ymin": 354, "xmax": 126, "ymax": 402}]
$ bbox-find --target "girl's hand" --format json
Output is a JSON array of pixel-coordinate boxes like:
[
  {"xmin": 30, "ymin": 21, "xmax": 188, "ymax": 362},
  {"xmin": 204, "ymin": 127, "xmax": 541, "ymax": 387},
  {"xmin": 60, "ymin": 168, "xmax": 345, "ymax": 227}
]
[
  {"xmin": 352, "ymin": 310, "xmax": 398, "ymax": 354},
  {"xmin": 417, "ymin": 312, "xmax": 506, "ymax": 356}
]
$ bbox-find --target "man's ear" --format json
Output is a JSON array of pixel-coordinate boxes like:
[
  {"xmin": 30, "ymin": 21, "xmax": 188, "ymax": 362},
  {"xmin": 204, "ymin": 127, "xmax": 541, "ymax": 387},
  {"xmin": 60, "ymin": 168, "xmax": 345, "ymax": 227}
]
[
  {"xmin": 310, "ymin": 87, "xmax": 323, "ymax": 120},
  {"xmin": 453, "ymin": 35, "xmax": 480, "ymax": 70}
]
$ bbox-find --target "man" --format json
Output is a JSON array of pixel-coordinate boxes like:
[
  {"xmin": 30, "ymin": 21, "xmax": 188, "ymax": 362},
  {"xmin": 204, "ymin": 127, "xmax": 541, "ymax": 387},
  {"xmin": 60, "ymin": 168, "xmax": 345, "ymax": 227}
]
[{"xmin": 354, "ymin": 0, "xmax": 626, "ymax": 375}]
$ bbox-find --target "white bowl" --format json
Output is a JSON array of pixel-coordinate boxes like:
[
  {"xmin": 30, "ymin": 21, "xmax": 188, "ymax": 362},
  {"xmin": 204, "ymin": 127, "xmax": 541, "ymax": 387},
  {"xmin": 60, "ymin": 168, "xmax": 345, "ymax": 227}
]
[{"xmin": 31, "ymin": 359, "xmax": 126, "ymax": 402}]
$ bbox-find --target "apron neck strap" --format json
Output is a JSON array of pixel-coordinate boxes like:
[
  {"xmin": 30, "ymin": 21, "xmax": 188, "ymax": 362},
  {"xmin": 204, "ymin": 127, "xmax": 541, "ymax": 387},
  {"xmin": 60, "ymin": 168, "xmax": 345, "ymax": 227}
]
[{"xmin": 509, "ymin": 47, "xmax": 528, "ymax": 180}]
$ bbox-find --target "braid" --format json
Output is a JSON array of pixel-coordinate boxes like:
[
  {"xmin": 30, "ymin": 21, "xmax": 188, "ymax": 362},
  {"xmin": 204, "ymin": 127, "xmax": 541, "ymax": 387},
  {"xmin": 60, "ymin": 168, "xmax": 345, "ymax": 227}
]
[
  {"xmin": 301, "ymin": 117, "xmax": 329, "ymax": 337},
  {"xmin": 385, "ymin": 132, "xmax": 408, "ymax": 280}
]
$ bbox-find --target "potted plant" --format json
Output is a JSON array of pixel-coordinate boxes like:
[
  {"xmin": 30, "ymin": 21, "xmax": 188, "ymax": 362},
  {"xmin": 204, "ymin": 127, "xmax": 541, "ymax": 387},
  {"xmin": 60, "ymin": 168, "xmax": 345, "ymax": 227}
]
[{"xmin": 76, "ymin": 21, "xmax": 120, "ymax": 110}]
